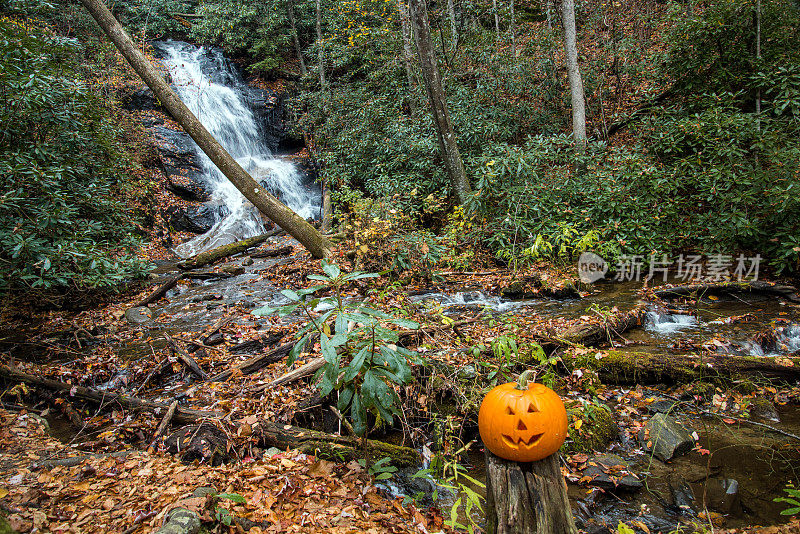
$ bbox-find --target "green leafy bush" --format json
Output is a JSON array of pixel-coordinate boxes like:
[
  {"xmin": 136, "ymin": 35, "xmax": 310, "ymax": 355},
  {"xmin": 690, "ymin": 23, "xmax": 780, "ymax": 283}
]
[
  {"xmin": 0, "ymin": 14, "xmax": 150, "ymax": 296},
  {"xmin": 254, "ymin": 261, "xmax": 421, "ymax": 436}
]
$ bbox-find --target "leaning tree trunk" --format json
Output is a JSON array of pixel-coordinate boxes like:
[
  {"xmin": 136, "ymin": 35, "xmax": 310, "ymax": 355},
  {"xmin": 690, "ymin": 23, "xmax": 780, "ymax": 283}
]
[
  {"xmin": 560, "ymin": 0, "xmax": 586, "ymax": 152},
  {"xmin": 409, "ymin": 0, "xmax": 472, "ymax": 205},
  {"xmin": 78, "ymin": 0, "xmax": 331, "ymax": 258},
  {"xmin": 287, "ymin": 0, "xmax": 308, "ymax": 77},
  {"xmin": 493, "ymin": 0, "xmax": 501, "ymax": 40}
]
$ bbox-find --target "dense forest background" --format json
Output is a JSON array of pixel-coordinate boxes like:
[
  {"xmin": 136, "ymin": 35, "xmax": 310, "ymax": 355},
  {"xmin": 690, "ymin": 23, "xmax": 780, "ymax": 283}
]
[{"xmin": 2, "ymin": 0, "xmax": 799, "ymax": 301}]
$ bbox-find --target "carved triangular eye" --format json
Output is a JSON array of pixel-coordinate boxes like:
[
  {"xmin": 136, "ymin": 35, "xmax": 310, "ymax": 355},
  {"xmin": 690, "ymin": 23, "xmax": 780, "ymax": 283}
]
[
  {"xmin": 517, "ymin": 420, "xmax": 527, "ymax": 431},
  {"xmin": 527, "ymin": 403, "xmax": 538, "ymax": 413},
  {"xmin": 506, "ymin": 406, "xmax": 515, "ymax": 415}
]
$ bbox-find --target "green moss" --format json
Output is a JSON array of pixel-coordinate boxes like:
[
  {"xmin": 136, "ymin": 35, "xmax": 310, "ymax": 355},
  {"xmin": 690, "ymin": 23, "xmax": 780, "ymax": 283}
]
[
  {"xmin": 0, "ymin": 515, "xmax": 19, "ymax": 534},
  {"xmin": 562, "ymin": 403, "xmax": 618, "ymax": 454}
]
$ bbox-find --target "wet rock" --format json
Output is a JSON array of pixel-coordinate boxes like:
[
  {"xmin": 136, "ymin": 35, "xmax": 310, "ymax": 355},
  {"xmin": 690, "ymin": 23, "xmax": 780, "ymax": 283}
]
[
  {"xmin": 500, "ymin": 274, "xmax": 544, "ymax": 299},
  {"xmin": 647, "ymin": 398, "xmax": 679, "ymax": 415},
  {"xmin": 748, "ymin": 397, "xmax": 780, "ymax": 422},
  {"xmin": 152, "ymin": 126, "xmax": 211, "ymax": 202},
  {"xmin": 155, "ymin": 508, "xmax": 201, "ymax": 534},
  {"xmin": 671, "ymin": 482, "xmax": 696, "ymax": 513},
  {"xmin": 580, "ymin": 453, "xmax": 643, "ymax": 492},
  {"xmin": 125, "ymin": 306, "xmax": 153, "ymax": 325},
  {"xmin": 639, "ymin": 413, "xmax": 695, "ymax": 462},
  {"xmin": 166, "ymin": 203, "xmax": 229, "ymax": 234},
  {"xmin": 457, "ymin": 364, "xmax": 476, "ymax": 380},
  {"xmin": 123, "ymin": 85, "xmax": 162, "ymax": 112},
  {"xmin": 242, "ymin": 256, "xmax": 254, "ymax": 266},
  {"xmin": 705, "ymin": 478, "xmax": 741, "ymax": 515}
]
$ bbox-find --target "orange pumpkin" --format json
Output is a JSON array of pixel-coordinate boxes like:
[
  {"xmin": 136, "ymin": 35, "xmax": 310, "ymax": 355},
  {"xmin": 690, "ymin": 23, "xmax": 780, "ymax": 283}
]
[{"xmin": 478, "ymin": 374, "xmax": 567, "ymax": 462}]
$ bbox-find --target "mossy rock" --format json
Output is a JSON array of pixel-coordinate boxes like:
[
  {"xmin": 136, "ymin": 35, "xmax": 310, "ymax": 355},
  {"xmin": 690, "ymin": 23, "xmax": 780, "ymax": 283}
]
[
  {"xmin": 563, "ymin": 403, "xmax": 618, "ymax": 454},
  {"xmin": 0, "ymin": 515, "xmax": 19, "ymax": 534}
]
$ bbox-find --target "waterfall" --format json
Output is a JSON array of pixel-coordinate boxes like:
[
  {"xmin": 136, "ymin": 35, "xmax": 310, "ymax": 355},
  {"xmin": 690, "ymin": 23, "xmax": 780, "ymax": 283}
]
[{"xmin": 152, "ymin": 41, "xmax": 320, "ymax": 258}]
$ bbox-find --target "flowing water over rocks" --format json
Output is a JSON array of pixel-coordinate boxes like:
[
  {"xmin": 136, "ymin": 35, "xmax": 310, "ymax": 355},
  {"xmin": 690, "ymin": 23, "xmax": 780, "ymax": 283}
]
[{"xmin": 146, "ymin": 41, "xmax": 321, "ymax": 257}]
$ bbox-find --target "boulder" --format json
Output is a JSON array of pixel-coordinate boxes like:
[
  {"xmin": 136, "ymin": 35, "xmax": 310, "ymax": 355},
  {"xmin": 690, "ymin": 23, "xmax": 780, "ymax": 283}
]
[
  {"xmin": 748, "ymin": 397, "xmax": 780, "ymax": 422},
  {"xmin": 579, "ymin": 453, "xmax": 642, "ymax": 492},
  {"xmin": 152, "ymin": 127, "xmax": 210, "ymax": 202},
  {"xmin": 639, "ymin": 413, "xmax": 695, "ymax": 462},
  {"xmin": 125, "ymin": 306, "xmax": 153, "ymax": 325},
  {"xmin": 166, "ymin": 203, "xmax": 229, "ymax": 234}
]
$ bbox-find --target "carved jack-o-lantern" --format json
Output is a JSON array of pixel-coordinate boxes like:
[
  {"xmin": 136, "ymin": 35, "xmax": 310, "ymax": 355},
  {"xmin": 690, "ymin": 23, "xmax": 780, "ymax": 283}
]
[{"xmin": 478, "ymin": 374, "xmax": 567, "ymax": 462}]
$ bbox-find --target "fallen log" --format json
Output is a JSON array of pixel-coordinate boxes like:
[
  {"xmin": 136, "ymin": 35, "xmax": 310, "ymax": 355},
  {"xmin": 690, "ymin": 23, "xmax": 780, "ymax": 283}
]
[
  {"xmin": 136, "ymin": 273, "xmax": 183, "ymax": 307},
  {"xmin": 250, "ymin": 244, "xmax": 293, "ymax": 258},
  {"xmin": 178, "ymin": 230, "xmax": 281, "ymax": 270},
  {"xmin": 1, "ymin": 365, "xmax": 419, "ymax": 466},
  {"xmin": 397, "ymin": 318, "xmax": 478, "ymax": 343},
  {"xmin": 0, "ymin": 365, "xmax": 222, "ymax": 424},
  {"xmin": 208, "ymin": 340, "xmax": 296, "ymax": 382},
  {"xmin": 255, "ymin": 420, "xmax": 420, "ymax": 467},
  {"xmin": 562, "ymin": 350, "xmax": 800, "ymax": 384},
  {"xmin": 230, "ymin": 333, "xmax": 284, "ymax": 354},
  {"xmin": 547, "ymin": 304, "xmax": 647, "ymax": 348},
  {"xmin": 1, "ymin": 365, "xmax": 419, "ymax": 467},
  {"xmin": 251, "ymin": 357, "xmax": 325, "ymax": 392},
  {"xmin": 652, "ymin": 280, "xmax": 800, "ymax": 303}
]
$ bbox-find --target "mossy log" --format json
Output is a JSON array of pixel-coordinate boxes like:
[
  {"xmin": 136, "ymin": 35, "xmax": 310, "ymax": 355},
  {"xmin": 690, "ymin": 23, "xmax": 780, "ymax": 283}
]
[
  {"xmin": 256, "ymin": 423, "xmax": 420, "ymax": 467},
  {"xmin": 652, "ymin": 280, "xmax": 800, "ymax": 303},
  {"xmin": 177, "ymin": 230, "xmax": 281, "ymax": 270},
  {"xmin": 563, "ymin": 350, "xmax": 800, "ymax": 384}
]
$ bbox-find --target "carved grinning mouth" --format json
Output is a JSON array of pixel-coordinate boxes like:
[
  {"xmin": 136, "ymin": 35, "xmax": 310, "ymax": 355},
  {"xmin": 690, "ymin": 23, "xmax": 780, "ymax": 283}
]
[{"xmin": 501, "ymin": 433, "xmax": 544, "ymax": 449}]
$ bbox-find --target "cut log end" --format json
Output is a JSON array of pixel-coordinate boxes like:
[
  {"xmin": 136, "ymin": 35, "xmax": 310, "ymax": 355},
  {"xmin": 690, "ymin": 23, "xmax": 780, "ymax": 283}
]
[{"xmin": 485, "ymin": 450, "xmax": 577, "ymax": 534}]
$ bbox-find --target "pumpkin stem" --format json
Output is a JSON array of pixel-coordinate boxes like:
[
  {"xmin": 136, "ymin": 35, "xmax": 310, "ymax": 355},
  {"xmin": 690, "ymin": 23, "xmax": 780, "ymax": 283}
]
[{"xmin": 516, "ymin": 369, "xmax": 536, "ymax": 390}]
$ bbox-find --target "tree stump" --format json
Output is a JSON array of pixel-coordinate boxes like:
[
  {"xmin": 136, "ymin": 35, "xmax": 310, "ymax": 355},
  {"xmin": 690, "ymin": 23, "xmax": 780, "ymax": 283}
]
[{"xmin": 485, "ymin": 450, "xmax": 577, "ymax": 534}]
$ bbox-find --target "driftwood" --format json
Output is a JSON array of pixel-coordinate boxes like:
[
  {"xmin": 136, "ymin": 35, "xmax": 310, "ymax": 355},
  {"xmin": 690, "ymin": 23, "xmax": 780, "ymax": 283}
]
[
  {"xmin": 136, "ymin": 274, "xmax": 183, "ymax": 307},
  {"xmin": 251, "ymin": 357, "xmax": 325, "ymax": 393},
  {"xmin": 652, "ymin": 280, "xmax": 800, "ymax": 303},
  {"xmin": 485, "ymin": 450, "xmax": 577, "ymax": 534},
  {"xmin": 149, "ymin": 399, "xmax": 179, "ymax": 450},
  {"xmin": 0, "ymin": 365, "xmax": 419, "ymax": 467},
  {"xmin": 209, "ymin": 340, "xmax": 296, "ymax": 382},
  {"xmin": 564, "ymin": 350, "xmax": 800, "ymax": 384},
  {"xmin": 251, "ymin": 244, "xmax": 293, "ymax": 258},
  {"xmin": 164, "ymin": 333, "xmax": 208, "ymax": 380},
  {"xmin": 177, "ymin": 230, "xmax": 281, "ymax": 270}
]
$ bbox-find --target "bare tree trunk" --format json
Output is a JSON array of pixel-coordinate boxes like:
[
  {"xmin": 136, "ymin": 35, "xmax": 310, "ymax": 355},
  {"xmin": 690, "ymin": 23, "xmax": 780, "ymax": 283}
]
[
  {"xmin": 447, "ymin": 0, "xmax": 458, "ymax": 41},
  {"xmin": 545, "ymin": 0, "xmax": 553, "ymax": 30},
  {"xmin": 78, "ymin": 0, "xmax": 331, "ymax": 258},
  {"xmin": 399, "ymin": 0, "xmax": 417, "ymax": 112},
  {"xmin": 510, "ymin": 0, "xmax": 516, "ymax": 54},
  {"xmin": 316, "ymin": 0, "xmax": 325, "ymax": 88},
  {"xmin": 560, "ymin": 0, "xmax": 587, "ymax": 151},
  {"xmin": 493, "ymin": 0, "xmax": 501, "ymax": 40},
  {"xmin": 409, "ymin": 0, "xmax": 472, "ymax": 204},
  {"xmin": 287, "ymin": 0, "xmax": 308, "ymax": 77},
  {"xmin": 755, "ymin": 0, "xmax": 761, "ymax": 132}
]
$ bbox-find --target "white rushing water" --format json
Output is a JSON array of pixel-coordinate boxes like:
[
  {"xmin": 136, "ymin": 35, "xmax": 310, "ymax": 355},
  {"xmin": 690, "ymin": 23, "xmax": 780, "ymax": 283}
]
[{"xmin": 155, "ymin": 41, "xmax": 320, "ymax": 257}]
